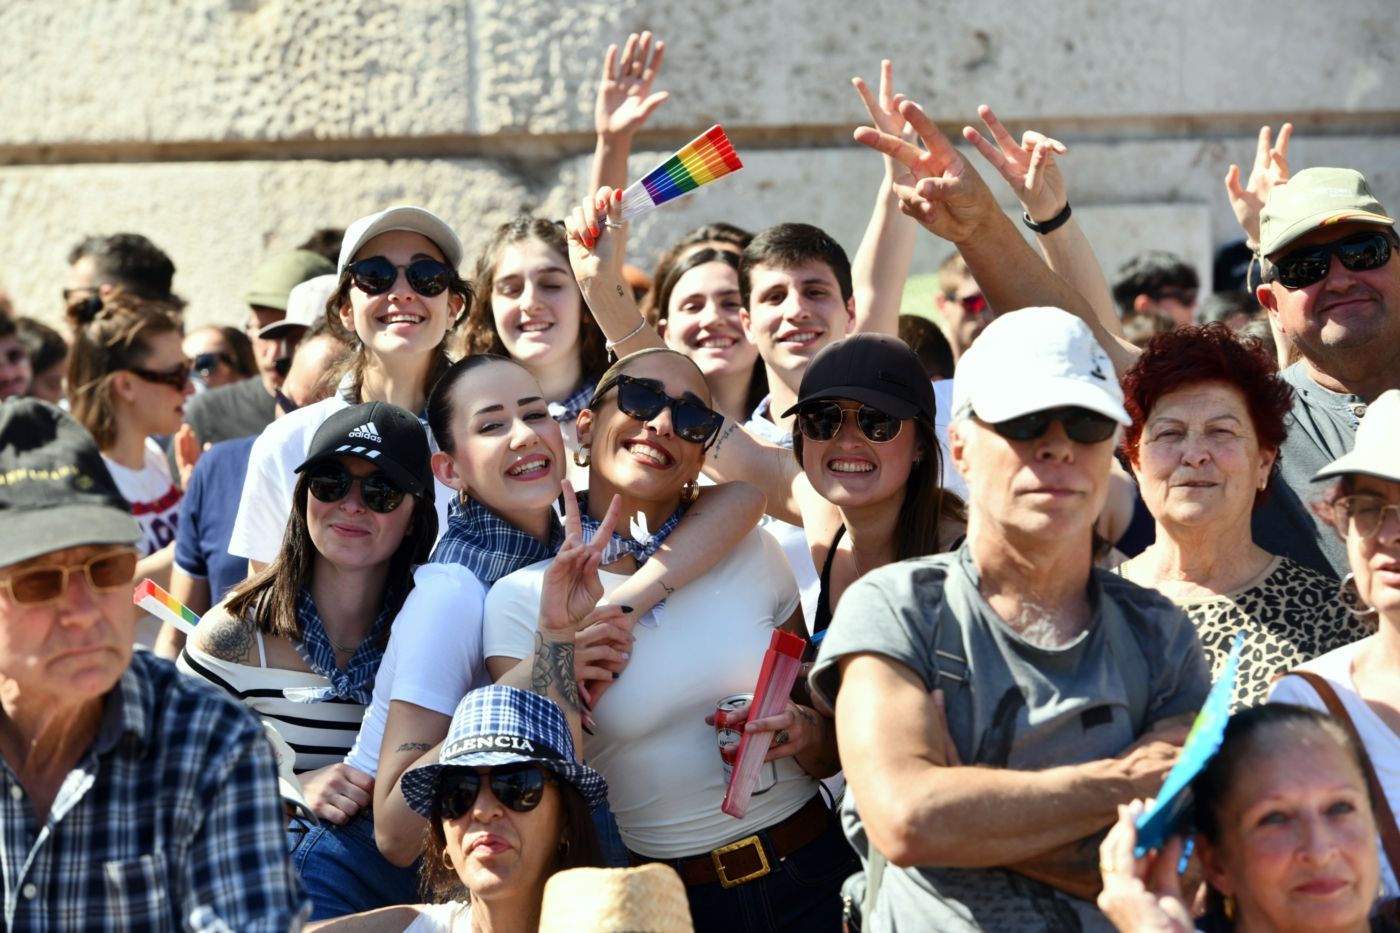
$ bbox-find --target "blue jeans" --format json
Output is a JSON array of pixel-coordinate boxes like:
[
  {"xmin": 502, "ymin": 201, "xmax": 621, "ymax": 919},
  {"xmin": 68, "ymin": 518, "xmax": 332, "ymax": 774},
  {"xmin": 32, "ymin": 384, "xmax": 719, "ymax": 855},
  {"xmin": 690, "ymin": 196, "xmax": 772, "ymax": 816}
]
[
  {"xmin": 591, "ymin": 799, "xmax": 629, "ymax": 868},
  {"xmin": 666, "ymin": 805, "xmax": 859, "ymax": 933},
  {"xmin": 287, "ymin": 811, "xmax": 422, "ymax": 920}
]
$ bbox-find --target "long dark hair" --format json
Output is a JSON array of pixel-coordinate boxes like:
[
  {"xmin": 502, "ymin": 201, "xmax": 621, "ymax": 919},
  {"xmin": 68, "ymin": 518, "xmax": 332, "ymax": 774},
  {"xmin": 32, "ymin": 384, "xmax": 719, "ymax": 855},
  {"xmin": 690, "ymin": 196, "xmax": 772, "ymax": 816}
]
[{"xmin": 224, "ymin": 472, "xmax": 436, "ymax": 646}]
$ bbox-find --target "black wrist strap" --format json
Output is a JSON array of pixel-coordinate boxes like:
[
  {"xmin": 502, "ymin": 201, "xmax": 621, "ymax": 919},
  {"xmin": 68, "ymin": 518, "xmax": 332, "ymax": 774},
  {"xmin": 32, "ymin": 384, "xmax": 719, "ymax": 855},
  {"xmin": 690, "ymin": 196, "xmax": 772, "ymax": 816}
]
[{"xmin": 1022, "ymin": 202, "xmax": 1072, "ymax": 234}]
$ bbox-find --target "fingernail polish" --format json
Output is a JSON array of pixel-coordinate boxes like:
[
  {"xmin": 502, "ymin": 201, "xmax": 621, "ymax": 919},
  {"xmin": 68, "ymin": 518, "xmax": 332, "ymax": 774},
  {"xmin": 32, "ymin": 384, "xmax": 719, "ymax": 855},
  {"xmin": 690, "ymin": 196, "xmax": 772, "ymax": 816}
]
[
  {"xmin": 614, "ymin": 189, "xmax": 623, "ymax": 202},
  {"xmin": 590, "ymin": 225, "xmax": 599, "ymax": 238},
  {"xmin": 612, "ymin": 672, "xmax": 620, "ymax": 680}
]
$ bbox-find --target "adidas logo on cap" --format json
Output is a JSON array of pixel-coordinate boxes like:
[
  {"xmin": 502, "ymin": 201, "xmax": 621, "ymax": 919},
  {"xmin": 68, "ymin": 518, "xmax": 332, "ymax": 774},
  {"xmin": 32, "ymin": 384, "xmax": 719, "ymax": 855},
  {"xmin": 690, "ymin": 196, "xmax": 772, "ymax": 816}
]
[{"xmin": 348, "ymin": 421, "xmax": 381, "ymax": 443}]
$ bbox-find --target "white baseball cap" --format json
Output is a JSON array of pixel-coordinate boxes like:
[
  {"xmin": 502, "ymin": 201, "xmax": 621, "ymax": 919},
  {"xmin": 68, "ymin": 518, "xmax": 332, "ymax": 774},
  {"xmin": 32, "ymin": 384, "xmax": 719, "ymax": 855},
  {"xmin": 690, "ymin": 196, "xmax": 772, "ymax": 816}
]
[
  {"xmin": 1313, "ymin": 389, "xmax": 1400, "ymax": 484},
  {"xmin": 952, "ymin": 307, "xmax": 1129, "ymax": 425},
  {"xmin": 336, "ymin": 205, "xmax": 464, "ymax": 274},
  {"xmin": 257, "ymin": 273, "xmax": 340, "ymax": 340}
]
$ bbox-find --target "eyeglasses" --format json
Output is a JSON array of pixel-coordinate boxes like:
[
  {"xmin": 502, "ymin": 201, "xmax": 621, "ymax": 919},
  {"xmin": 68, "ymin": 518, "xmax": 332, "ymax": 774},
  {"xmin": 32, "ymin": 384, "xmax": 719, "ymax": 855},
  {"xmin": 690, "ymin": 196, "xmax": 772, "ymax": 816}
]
[
  {"xmin": 1331, "ymin": 495, "xmax": 1400, "ymax": 540},
  {"xmin": 1267, "ymin": 232, "xmax": 1395, "ymax": 290},
  {"xmin": 1, "ymin": 549, "xmax": 138, "ymax": 607},
  {"xmin": 306, "ymin": 464, "xmax": 409, "ymax": 513},
  {"xmin": 435, "ymin": 764, "xmax": 553, "ymax": 818},
  {"xmin": 594, "ymin": 374, "xmax": 723, "ymax": 446},
  {"xmin": 347, "ymin": 256, "xmax": 452, "ymax": 297},
  {"xmin": 982, "ymin": 407, "xmax": 1119, "ymax": 444},
  {"xmin": 796, "ymin": 401, "xmax": 904, "ymax": 443},
  {"xmin": 191, "ymin": 352, "xmax": 235, "ymax": 379},
  {"xmin": 128, "ymin": 363, "xmax": 192, "ymax": 391}
]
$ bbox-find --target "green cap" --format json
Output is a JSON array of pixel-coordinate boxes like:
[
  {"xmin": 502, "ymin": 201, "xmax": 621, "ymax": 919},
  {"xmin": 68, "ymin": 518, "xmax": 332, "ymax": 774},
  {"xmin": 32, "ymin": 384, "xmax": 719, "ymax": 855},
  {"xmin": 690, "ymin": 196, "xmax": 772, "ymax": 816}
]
[
  {"xmin": 1259, "ymin": 167, "xmax": 1394, "ymax": 257},
  {"xmin": 243, "ymin": 250, "xmax": 335, "ymax": 311}
]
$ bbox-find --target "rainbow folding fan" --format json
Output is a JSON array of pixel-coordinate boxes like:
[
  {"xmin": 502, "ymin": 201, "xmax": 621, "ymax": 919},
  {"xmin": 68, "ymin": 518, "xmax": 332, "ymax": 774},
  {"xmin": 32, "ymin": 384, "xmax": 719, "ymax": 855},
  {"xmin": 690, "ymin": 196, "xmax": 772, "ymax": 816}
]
[{"xmin": 618, "ymin": 125, "xmax": 744, "ymax": 221}]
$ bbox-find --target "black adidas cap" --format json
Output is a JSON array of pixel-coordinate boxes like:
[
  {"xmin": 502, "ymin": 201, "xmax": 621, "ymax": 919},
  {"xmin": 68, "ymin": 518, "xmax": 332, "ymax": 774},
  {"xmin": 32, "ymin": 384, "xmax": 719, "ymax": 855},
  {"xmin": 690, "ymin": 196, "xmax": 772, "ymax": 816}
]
[
  {"xmin": 294, "ymin": 401, "xmax": 434, "ymax": 497},
  {"xmin": 0, "ymin": 399, "xmax": 141, "ymax": 567}
]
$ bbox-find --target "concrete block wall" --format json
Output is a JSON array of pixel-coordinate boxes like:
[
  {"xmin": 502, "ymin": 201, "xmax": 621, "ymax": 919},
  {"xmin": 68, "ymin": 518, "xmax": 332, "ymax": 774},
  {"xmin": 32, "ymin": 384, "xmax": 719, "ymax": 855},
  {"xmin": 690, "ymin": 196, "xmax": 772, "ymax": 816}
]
[{"xmin": 2, "ymin": 0, "xmax": 1396, "ymax": 328}]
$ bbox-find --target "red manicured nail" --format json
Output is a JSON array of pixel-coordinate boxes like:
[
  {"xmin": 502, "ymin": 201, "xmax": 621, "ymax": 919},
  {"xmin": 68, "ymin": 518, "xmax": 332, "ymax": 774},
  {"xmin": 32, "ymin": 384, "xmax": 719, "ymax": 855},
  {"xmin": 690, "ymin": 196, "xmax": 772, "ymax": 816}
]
[
  {"xmin": 614, "ymin": 189, "xmax": 623, "ymax": 202},
  {"xmin": 590, "ymin": 225, "xmax": 599, "ymax": 238}
]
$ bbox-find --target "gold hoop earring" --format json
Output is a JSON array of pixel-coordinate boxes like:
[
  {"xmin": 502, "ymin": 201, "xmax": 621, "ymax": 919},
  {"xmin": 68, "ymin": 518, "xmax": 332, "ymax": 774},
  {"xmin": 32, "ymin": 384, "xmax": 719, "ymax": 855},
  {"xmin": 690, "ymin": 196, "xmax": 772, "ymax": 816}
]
[
  {"xmin": 1338, "ymin": 572, "xmax": 1378, "ymax": 619},
  {"xmin": 681, "ymin": 478, "xmax": 699, "ymax": 504},
  {"xmin": 573, "ymin": 445, "xmax": 591, "ymax": 468},
  {"xmin": 1224, "ymin": 894, "xmax": 1235, "ymax": 920},
  {"xmin": 441, "ymin": 850, "xmax": 453, "ymax": 870}
]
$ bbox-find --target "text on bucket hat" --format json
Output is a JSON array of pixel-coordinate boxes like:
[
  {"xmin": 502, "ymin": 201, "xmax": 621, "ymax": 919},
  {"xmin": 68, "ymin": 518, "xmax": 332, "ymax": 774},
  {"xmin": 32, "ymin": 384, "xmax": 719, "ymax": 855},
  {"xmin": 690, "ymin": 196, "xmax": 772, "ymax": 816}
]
[
  {"xmin": 1259, "ymin": 167, "xmax": 1394, "ymax": 258},
  {"xmin": 399, "ymin": 685, "xmax": 608, "ymax": 816},
  {"xmin": 0, "ymin": 399, "xmax": 140, "ymax": 567},
  {"xmin": 781, "ymin": 333, "xmax": 936, "ymax": 422},
  {"xmin": 243, "ymin": 250, "xmax": 335, "ymax": 312},
  {"xmin": 951, "ymin": 306, "xmax": 1130, "ymax": 426},
  {"xmin": 337, "ymin": 206, "xmax": 464, "ymax": 274},
  {"xmin": 1312, "ymin": 389, "xmax": 1400, "ymax": 485},
  {"xmin": 294, "ymin": 401, "xmax": 434, "ymax": 498}
]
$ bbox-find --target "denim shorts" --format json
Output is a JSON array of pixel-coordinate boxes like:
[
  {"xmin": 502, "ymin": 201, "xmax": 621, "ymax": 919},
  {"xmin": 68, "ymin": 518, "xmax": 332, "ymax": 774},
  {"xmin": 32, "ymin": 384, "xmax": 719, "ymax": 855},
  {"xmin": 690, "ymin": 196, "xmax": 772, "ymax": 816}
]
[{"xmin": 287, "ymin": 810, "xmax": 422, "ymax": 921}]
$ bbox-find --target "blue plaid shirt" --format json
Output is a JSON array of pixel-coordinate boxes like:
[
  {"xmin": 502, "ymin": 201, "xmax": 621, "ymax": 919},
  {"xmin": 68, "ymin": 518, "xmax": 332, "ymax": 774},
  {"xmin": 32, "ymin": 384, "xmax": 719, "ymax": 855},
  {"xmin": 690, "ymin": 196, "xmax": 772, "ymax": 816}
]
[
  {"xmin": 745, "ymin": 394, "xmax": 794, "ymax": 448},
  {"xmin": 430, "ymin": 495, "xmax": 565, "ymax": 585},
  {"xmin": 0, "ymin": 651, "xmax": 308, "ymax": 931},
  {"xmin": 547, "ymin": 378, "xmax": 598, "ymax": 427}
]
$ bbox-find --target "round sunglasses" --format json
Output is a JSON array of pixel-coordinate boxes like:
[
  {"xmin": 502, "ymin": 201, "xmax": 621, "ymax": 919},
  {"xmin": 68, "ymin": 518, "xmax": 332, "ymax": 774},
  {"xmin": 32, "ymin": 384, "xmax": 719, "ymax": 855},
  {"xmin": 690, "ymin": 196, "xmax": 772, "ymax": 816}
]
[
  {"xmin": 796, "ymin": 401, "xmax": 904, "ymax": 443},
  {"xmin": 306, "ymin": 464, "xmax": 409, "ymax": 513},
  {"xmin": 347, "ymin": 256, "xmax": 452, "ymax": 297},
  {"xmin": 1, "ymin": 549, "xmax": 138, "ymax": 607},
  {"xmin": 435, "ymin": 764, "xmax": 554, "ymax": 818},
  {"xmin": 594, "ymin": 374, "xmax": 723, "ymax": 446},
  {"xmin": 1266, "ymin": 231, "xmax": 1395, "ymax": 290},
  {"xmin": 983, "ymin": 406, "xmax": 1118, "ymax": 444}
]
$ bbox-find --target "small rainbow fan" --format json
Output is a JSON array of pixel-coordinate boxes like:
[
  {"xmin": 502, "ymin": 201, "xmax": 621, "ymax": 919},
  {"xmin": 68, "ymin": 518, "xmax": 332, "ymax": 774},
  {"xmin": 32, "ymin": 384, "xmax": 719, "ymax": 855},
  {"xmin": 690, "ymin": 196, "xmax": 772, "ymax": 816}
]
[{"xmin": 619, "ymin": 125, "xmax": 744, "ymax": 221}]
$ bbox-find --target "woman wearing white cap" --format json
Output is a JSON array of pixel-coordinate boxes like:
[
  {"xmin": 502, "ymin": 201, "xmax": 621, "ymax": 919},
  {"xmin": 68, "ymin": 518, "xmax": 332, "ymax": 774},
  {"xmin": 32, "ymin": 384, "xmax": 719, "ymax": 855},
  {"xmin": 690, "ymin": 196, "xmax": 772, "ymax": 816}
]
[
  {"xmin": 1271, "ymin": 388, "xmax": 1400, "ymax": 900},
  {"xmin": 228, "ymin": 205, "xmax": 471, "ymax": 573}
]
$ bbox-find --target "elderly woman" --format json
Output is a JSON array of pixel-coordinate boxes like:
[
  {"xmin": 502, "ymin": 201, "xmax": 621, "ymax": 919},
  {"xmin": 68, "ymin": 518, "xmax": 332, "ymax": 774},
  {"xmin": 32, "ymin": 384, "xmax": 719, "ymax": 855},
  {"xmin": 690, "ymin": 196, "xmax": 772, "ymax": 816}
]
[
  {"xmin": 810, "ymin": 308, "xmax": 1210, "ymax": 933},
  {"xmin": 1271, "ymin": 388, "xmax": 1400, "ymax": 901},
  {"xmin": 1115, "ymin": 324, "xmax": 1371, "ymax": 709},
  {"xmin": 1098, "ymin": 703, "xmax": 1395, "ymax": 933}
]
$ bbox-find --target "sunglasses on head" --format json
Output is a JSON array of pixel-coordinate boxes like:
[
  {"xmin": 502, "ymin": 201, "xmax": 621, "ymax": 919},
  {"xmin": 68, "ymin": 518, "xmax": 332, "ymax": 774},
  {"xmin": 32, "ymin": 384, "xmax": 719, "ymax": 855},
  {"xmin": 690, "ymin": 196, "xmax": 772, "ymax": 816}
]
[
  {"xmin": 191, "ymin": 352, "xmax": 234, "ymax": 378},
  {"xmin": 128, "ymin": 363, "xmax": 192, "ymax": 391},
  {"xmin": 347, "ymin": 256, "xmax": 452, "ymax": 297},
  {"xmin": 595, "ymin": 374, "xmax": 723, "ymax": 446},
  {"xmin": 796, "ymin": 401, "xmax": 904, "ymax": 443},
  {"xmin": 435, "ymin": 764, "xmax": 553, "ymax": 818},
  {"xmin": 1, "ymin": 549, "xmax": 138, "ymax": 607},
  {"xmin": 982, "ymin": 406, "xmax": 1119, "ymax": 444},
  {"xmin": 1267, "ymin": 231, "xmax": 1395, "ymax": 290},
  {"xmin": 306, "ymin": 464, "xmax": 409, "ymax": 513}
]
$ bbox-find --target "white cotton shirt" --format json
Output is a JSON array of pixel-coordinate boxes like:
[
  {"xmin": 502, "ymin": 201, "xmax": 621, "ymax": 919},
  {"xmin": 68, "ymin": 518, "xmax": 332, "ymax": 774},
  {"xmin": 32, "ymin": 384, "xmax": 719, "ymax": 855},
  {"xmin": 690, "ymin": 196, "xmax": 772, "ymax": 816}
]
[
  {"xmin": 104, "ymin": 436, "xmax": 182, "ymax": 557},
  {"xmin": 1269, "ymin": 636, "xmax": 1399, "ymax": 899},
  {"xmin": 483, "ymin": 528, "xmax": 814, "ymax": 859},
  {"xmin": 344, "ymin": 562, "xmax": 492, "ymax": 777},
  {"xmin": 227, "ymin": 391, "xmax": 452, "ymax": 564},
  {"xmin": 405, "ymin": 902, "xmax": 469, "ymax": 932}
]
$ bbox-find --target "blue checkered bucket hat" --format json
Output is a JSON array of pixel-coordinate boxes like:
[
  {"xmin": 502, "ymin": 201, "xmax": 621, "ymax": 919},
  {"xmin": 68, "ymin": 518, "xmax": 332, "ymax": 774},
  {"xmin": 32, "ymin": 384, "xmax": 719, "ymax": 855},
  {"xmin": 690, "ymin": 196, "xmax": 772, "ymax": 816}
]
[{"xmin": 400, "ymin": 685, "xmax": 608, "ymax": 816}]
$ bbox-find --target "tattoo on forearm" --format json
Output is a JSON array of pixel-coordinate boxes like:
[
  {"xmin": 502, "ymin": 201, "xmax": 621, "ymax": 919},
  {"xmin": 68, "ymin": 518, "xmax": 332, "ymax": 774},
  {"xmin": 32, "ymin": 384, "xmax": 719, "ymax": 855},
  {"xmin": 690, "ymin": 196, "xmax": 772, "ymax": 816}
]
[
  {"xmin": 659, "ymin": 579, "xmax": 675, "ymax": 597},
  {"xmin": 204, "ymin": 616, "xmax": 255, "ymax": 663},
  {"xmin": 395, "ymin": 742, "xmax": 432, "ymax": 753},
  {"xmin": 528, "ymin": 634, "xmax": 580, "ymax": 712},
  {"xmin": 709, "ymin": 423, "xmax": 738, "ymax": 460},
  {"xmin": 616, "ymin": 284, "xmax": 625, "ymax": 296},
  {"xmin": 530, "ymin": 633, "xmax": 553, "ymax": 693}
]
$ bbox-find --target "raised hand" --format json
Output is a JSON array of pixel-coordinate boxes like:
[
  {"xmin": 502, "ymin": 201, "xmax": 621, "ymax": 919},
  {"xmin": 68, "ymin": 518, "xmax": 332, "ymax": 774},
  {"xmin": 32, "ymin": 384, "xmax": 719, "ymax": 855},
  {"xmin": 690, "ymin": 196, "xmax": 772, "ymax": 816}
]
[
  {"xmin": 853, "ymin": 60, "xmax": 915, "ymax": 175},
  {"xmin": 538, "ymin": 479, "xmax": 623, "ymax": 640},
  {"xmin": 595, "ymin": 31, "xmax": 668, "ymax": 140},
  {"xmin": 173, "ymin": 423, "xmax": 204, "ymax": 489},
  {"xmin": 564, "ymin": 186, "xmax": 627, "ymax": 291},
  {"xmin": 963, "ymin": 104, "xmax": 1069, "ymax": 223},
  {"xmin": 1096, "ymin": 800, "xmax": 1194, "ymax": 933},
  {"xmin": 854, "ymin": 98, "xmax": 998, "ymax": 244},
  {"xmin": 1225, "ymin": 123, "xmax": 1293, "ymax": 246}
]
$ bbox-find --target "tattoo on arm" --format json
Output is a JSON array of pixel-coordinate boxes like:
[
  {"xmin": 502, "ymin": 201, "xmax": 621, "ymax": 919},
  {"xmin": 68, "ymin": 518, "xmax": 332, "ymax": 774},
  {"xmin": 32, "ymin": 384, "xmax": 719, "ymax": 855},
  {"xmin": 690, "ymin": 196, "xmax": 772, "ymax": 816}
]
[
  {"xmin": 708, "ymin": 423, "xmax": 739, "ymax": 460},
  {"xmin": 659, "ymin": 579, "xmax": 675, "ymax": 597},
  {"xmin": 395, "ymin": 743, "xmax": 432, "ymax": 753},
  {"xmin": 203, "ymin": 616, "xmax": 256, "ymax": 663},
  {"xmin": 616, "ymin": 284, "xmax": 625, "ymax": 296},
  {"xmin": 528, "ymin": 632, "xmax": 581, "ymax": 712},
  {"xmin": 530, "ymin": 632, "xmax": 553, "ymax": 694}
]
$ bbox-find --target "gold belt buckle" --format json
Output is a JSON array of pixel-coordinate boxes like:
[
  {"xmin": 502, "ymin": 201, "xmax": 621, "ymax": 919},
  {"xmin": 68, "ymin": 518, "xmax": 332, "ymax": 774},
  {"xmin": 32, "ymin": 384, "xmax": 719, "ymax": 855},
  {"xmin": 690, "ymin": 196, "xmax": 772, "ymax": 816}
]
[{"xmin": 711, "ymin": 834, "xmax": 770, "ymax": 889}]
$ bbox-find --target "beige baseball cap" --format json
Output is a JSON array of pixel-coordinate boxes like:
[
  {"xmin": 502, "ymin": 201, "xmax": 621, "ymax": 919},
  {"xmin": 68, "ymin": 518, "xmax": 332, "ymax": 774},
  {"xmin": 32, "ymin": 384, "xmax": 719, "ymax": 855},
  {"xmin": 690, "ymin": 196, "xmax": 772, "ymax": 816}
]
[{"xmin": 1259, "ymin": 167, "xmax": 1394, "ymax": 257}]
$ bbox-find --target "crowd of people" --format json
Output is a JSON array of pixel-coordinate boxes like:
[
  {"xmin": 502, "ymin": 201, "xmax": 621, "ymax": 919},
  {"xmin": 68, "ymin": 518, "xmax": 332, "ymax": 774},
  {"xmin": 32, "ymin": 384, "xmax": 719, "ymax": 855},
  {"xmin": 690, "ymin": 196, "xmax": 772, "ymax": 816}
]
[{"xmin": 1, "ymin": 37, "xmax": 1398, "ymax": 933}]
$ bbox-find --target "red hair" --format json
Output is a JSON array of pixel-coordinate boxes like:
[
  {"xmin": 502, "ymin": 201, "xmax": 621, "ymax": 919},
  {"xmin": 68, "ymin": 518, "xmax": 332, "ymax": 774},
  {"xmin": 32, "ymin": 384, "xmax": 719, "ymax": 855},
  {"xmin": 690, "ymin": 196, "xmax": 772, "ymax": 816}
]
[{"xmin": 1120, "ymin": 324, "xmax": 1292, "ymax": 504}]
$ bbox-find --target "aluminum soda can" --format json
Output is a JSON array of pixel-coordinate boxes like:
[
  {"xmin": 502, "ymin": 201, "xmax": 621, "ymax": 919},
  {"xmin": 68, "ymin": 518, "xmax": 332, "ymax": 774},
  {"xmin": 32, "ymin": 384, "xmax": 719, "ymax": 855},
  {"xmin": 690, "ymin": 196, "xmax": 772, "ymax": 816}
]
[{"xmin": 714, "ymin": 694, "xmax": 776, "ymax": 794}]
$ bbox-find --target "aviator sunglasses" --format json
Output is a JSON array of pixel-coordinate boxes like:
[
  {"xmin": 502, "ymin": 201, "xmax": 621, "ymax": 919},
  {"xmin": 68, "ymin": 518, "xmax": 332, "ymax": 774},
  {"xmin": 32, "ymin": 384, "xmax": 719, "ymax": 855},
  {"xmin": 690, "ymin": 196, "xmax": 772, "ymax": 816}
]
[
  {"xmin": 1331, "ymin": 495, "xmax": 1400, "ymax": 541},
  {"xmin": 797, "ymin": 401, "xmax": 904, "ymax": 443},
  {"xmin": 595, "ymin": 374, "xmax": 723, "ymax": 446},
  {"xmin": 1266, "ymin": 231, "xmax": 1395, "ymax": 290},
  {"xmin": 305, "ymin": 464, "xmax": 409, "ymax": 513},
  {"xmin": 982, "ymin": 406, "xmax": 1119, "ymax": 444},
  {"xmin": 347, "ymin": 256, "xmax": 453, "ymax": 297},
  {"xmin": 435, "ymin": 764, "xmax": 554, "ymax": 818},
  {"xmin": 1, "ymin": 549, "xmax": 138, "ymax": 607}
]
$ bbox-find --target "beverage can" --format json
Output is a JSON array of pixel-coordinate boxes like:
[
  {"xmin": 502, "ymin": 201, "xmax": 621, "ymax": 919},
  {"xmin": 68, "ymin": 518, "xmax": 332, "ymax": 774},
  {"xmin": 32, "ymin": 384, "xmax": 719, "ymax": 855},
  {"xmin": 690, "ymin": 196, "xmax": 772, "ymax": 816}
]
[{"xmin": 714, "ymin": 693, "xmax": 777, "ymax": 795}]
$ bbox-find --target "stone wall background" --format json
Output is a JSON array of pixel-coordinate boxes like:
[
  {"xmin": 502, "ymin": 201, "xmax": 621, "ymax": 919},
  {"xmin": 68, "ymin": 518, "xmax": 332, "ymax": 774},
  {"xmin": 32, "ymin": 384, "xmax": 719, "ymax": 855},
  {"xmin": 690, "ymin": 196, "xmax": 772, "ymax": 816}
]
[{"xmin": 2, "ymin": 0, "xmax": 1397, "ymax": 328}]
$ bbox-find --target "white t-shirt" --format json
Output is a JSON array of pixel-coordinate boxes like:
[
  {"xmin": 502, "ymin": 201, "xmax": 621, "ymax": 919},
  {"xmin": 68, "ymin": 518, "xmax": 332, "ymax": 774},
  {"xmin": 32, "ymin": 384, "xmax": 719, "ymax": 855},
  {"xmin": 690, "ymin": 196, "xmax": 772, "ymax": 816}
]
[
  {"xmin": 405, "ymin": 902, "xmax": 469, "ymax": 932},
  {"xmin": 1269, "ymin": 636, "xmax": 1399, "ymax": 899},
  {"xmin": 932, "ymin": 379, "xmax": 967, "ymax": 501},
  {"xmin": 227, "ymin": 394, "xmax": 452, "ymax": 564},
  {"xmin": 344, "ymin": 562, "xmax": 492, "ymax": 777},
  {"xmin": 104, "ymin": 436, "xmax": 181, "ymax": 557},
  {"xmin": 483, "ymin": 528, "xmax": 814, "ymax": 859}
]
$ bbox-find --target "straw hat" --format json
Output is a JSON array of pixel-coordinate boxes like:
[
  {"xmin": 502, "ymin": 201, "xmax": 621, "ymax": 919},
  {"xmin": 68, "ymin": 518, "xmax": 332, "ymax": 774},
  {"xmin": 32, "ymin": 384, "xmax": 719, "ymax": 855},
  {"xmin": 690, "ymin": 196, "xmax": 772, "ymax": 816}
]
[{"xmin": 538, "ymin": 865, "xmax": 693, "ymax": 933}]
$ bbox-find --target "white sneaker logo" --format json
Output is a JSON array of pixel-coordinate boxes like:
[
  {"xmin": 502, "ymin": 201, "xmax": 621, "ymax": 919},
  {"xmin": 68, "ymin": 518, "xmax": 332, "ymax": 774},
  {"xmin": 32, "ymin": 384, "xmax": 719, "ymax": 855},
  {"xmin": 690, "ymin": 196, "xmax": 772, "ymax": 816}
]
[{"xmin": 348, "ymin": 421, "xmax": 381, "ymax": 443}]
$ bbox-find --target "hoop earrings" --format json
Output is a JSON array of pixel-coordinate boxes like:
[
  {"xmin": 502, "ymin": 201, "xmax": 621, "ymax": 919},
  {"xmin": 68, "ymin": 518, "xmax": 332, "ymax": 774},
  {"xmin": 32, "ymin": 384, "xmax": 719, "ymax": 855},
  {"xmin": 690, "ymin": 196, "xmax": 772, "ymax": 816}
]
[
  {"xmin": 573, "ymin": 445, "xmax": 591, "ymax": 468},
  {"xmin": 441, "ymin": 850, "xmax": 454, "ymax": 870},
  {"xmin": 1338, "ymin": 572, "xmax": 1378, "ymax": 619},
  {"xmin": 681, "ymin": 478, "xmax": 699, "ymax": 504}
]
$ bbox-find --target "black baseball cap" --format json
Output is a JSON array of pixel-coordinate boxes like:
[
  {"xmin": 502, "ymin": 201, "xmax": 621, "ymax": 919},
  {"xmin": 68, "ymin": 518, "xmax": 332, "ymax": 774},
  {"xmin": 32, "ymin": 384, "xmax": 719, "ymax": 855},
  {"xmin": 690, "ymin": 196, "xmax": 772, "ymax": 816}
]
[
  {"xmin": 0, "ymin": 399, "xmax": 141, "ymax": 567},
  {"xmin": 781, "ymin": 333, "xmax": 936, "ymax": 423},
  {"xmin": 294, "ymin": 401, "xmax": 433, "ymax": 497}
]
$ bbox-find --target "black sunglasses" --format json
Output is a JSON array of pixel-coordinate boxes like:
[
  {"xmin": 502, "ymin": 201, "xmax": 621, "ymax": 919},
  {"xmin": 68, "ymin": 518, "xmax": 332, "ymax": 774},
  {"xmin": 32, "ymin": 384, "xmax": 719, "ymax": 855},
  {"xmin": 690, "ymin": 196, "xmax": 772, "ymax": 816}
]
[
  {"xmin": 191, "ymin": 352, "xmax": 235, "ymax": 378},
  {"xmin": 306, "ymin": 464, "xmax": 408, "ymax": 513},
  {"xmin": 435, "ymin": 764, "xmax": 553, "ymax": 818},
  {"xmin": 982, "ymin": 406, "xmax": 1118, "ymax": 444},
  {"xmin": 796, "ymin": 401, "xmax": 904, "ymax": 443},
  {"xmin": 348, "ymin": 256, "xmax": 452, "ymax": 297},
  {"xmin": 1267, "ymin": 232, "xmax": 1395, "ymax": 290},
  {"xmin": 595, "ymin": 374, "xmax": 723, "ymax": 446},
  {"xmin": 128, "ymin": 363, "xmax": 192, "ymax": 391}
]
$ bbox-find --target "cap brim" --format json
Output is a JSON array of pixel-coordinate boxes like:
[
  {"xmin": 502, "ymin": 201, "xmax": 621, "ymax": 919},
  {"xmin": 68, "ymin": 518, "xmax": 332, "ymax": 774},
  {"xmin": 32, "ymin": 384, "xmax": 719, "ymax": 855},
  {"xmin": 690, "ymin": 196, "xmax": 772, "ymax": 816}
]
[
  {"xmin": 781, "ymin": 385, "xmax": 924, "ymax": 420},
  {"xmin": 1264, "ymin": 211, "xmax": 1395, "ymax": 257},
  {"xmin": 256, "ymin": 321, "xmax": 310, "ymax": 341},
  {"xmin": 339, "ymin": 207, "xmax": 463, "ymax": 272},
  {"xmin": 294, "ymin": 451, "xmax": 427, "ymax": 497},
  {"xmin": 1311, "ymin": 452, "xmax": 1400, "ymax": 485},
  {"xmin": 0, "ymin": 504, "xmax": 140, "ymax": 567},
  {"xmin": 400, "ymin": 753, "xmax": 609, "ymax": 817},
  {"xmin": 971, "ymin": 377, "xmax": 1131, "ymax": 426}
]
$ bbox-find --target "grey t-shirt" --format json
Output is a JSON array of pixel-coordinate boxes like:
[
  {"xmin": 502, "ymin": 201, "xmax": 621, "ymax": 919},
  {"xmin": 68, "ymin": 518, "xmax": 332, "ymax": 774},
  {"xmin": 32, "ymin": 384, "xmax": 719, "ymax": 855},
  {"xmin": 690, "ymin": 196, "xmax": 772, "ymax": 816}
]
[
  {"xmin": 1251, "ymin": 362, "xmax": 1365, "ymax": 579},
  {"xmin": 810, "ymin": 545, "xmax": 1210, "ymax": 933}
]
